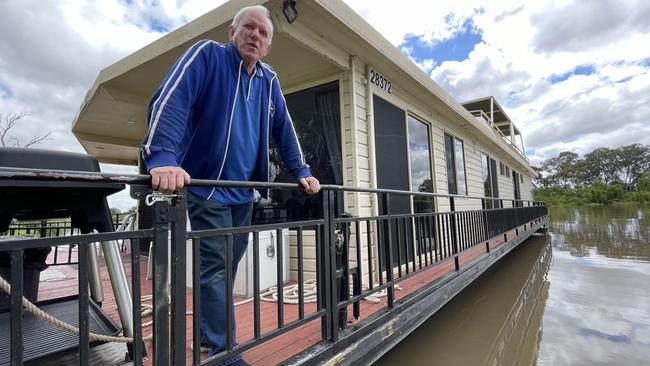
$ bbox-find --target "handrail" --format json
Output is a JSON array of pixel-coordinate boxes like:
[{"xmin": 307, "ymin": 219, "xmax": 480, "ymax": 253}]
[
  {"xmin": 0, "ymin": 167, "xmax": 545, "ymax": 206},
  {"xmin": 466, "ymin": 110, "xmax": 528, "ymax": 162}
]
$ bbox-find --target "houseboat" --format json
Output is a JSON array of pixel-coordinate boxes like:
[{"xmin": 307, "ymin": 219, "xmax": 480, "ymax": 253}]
[{"xmin": 0, "ymin": 0, "xmax": 547, "ymax": 365}]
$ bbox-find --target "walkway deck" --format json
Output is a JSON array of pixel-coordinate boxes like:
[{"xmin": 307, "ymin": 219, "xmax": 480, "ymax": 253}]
[{"xmin": 34, "ymin": 225, "xmax": 527, "ymax": 365}]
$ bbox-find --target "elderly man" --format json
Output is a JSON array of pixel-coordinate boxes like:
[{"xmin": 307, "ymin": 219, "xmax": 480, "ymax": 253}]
[{"xmin": 141, "ymin": 5, "xmax": 320, "ymax": 364}]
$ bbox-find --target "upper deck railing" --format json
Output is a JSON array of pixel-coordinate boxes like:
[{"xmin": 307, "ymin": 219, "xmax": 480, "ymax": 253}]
[
  {"xmin": 467, "ymin": 109, "xmax": 528, "ymax": 161},
  {"xmin": 0, "ymin": 167, "xmax": 548, "ymax": 365}
]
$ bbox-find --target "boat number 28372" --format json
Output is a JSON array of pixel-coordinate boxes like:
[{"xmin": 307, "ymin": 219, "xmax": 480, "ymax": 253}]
[{"xmin": 369, "ymin": 68, "xmax": 392, "ymax": 93}]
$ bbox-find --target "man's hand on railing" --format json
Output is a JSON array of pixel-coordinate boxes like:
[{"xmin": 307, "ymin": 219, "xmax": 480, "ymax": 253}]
[
  {"xmin": 150, "ymin": 166, "xmax": 191, "ymax": 193},
  {"xmin": 300, "ymin": 176, "xmax": 320, "ymax": 195}
]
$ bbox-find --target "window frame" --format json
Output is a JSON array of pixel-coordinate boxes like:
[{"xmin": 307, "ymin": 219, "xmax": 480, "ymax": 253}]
[
  {"xmin": 260, "ymin": 80, "xmax": 342, "ymax": 224},
  {"xmin": 406, "ymin": 114, "xmax": 435, "ymax": 213},
  {"xmin": 444, "ymin": 132, "xmax": 468, "ymax": 195}
]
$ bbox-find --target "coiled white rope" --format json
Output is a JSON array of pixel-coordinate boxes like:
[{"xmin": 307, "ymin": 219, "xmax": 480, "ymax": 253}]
[{"xmin": 233, "ymin": 279, "xmax": 402, "ymax": 306}]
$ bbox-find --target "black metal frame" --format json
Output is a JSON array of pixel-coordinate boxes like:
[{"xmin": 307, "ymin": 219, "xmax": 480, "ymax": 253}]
[{"xmin": 0, "ymin": 167, "xmax": 548, "ymax": 365}]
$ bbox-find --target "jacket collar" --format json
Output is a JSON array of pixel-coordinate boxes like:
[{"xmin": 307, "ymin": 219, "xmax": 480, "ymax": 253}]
[{"xmin": 226, "ymin": 42, "xmax": 276, "ymax": 80}]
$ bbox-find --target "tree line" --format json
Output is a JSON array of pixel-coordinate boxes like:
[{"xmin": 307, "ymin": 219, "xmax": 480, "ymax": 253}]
[{"xmin": 533, "ymin": 144, "xmax": 650, "ymax": 205}]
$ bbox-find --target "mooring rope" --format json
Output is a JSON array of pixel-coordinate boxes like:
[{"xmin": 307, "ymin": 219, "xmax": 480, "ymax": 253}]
[{"xmin": 0, "ymin": 274, "xmax": 144, "ymax": 343}]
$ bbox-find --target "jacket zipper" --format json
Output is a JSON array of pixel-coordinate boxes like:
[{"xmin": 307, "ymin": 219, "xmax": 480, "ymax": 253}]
[
  {"xmin": 207, "ymin": 60, "xmax": 243, "ymax": 200},
  {"xmin": 266, "ymin": 75, "xmax": 276, "ymax": 184}
]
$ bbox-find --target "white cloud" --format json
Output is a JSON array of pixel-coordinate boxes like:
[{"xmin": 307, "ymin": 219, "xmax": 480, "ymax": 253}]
[
  {"xmin": 0, "ymin": 0, "xmax": 226, "ymax": 210},
  {"xmin": 347, "ymin": 0, "xmax": 650, "ymax": 164},
  {"xmin": 342, "ymin": 0, "xmax": 486, "ymax": 45}
]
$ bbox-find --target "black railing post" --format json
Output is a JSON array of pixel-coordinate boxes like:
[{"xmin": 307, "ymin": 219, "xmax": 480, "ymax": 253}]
[
  {"xmin": 320, "ymin": 189, "xmax": 336, "ymax": 341},
  {"xmin": 382, "ymin": 193, "xmax": 395, "ymax": 309},
  {"xmin": 366, "ymin": 220, "xmax": 373, "ymax": 290},
  {"xmin": 78, "ymin": 242, "xmax": 90, "ymax": 366},
  {"xmin": 336, "ymin": 211, "xmax": 352, "ymax": 330},
  {"xmin": 10, "ymin": 250, "xmax": 24, "ymax": 366},
  {"xmin": 152, "ymin": 199, "xmax": 171, "ymax": 366},
  {"xmin": 327, "ymin": 189, "xmax": 339, "ymax": 340},
  {"xmin": 276, "ymin": 228, "xmax": 284, "ymax": 329},
  {"xmin": 192, "ymin": 238, "xmax": 202, "ymax": 366},
  {"xmin": 225, "ymin": 234, "xmax": 234, "ymax": 351},
  {"xmin": 450, "ymin": 197, "xmax": 460, "ymax": 271},
  {"xmin": 297, "ymin": 228, "xmax": 305, "ymax": 320},
  {"xmin": 170, "ymin": 189, "xmax": 187, "ymax": 365},
  {"xmin": 253, "ymin": 232, "xmax": 261, "ymax": 338},
  {"xmin": 39, "ymin": 219, "xmax": 47, "ymax": 238},
  {"xmin": 131, "ymin": 239, "xmax": 144, "ymax": 365}
]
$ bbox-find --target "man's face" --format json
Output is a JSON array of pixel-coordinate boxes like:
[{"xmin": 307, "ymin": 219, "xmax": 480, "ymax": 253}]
[{"xmin": 229, "ymin": 10, "xmax": 272, "ymax": 67}]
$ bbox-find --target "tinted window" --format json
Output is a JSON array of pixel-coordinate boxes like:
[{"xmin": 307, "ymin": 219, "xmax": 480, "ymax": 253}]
[
  {"xmin": 454, "ymin": 138, "xmax": 467, "ymax": 195},
  {"xmin": 408, "ymin": 116, "xmax": 433, "ymax": 213},
  {"xmin": 444, "ymin": 133, "xmax": 457, "ymax": 194},
  {"xmin": 373, "ymin": 95, "xmax": 410, "ymax": 215},
  {"xmin": 257, "ymin": 81, "xmax": 341, "ymax": 223},
  {"xmin": 481, "ymin": 153, "xmax": 492, "ymax": 197}
]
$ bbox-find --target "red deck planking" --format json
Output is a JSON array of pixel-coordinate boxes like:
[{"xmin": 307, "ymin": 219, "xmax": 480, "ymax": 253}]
[{"xmin": 34, "ymin": 225, "xmax": 527, "ymax": 365}]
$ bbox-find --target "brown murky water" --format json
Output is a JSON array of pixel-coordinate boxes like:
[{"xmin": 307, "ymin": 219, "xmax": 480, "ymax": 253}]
[{"xmin": 376, "ymin": 205, "xmax": 650, "ymax": 366}]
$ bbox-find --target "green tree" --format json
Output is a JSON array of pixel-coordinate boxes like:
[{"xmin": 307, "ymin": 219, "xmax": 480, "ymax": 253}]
[
  {"xmin": 637, "ymin": 172, "xmax": 650, "ymax": 191},
  {"xmin": 539, "ymin": 151, "xmax": 580, "ymax": 187},
  {"xmin": 616, "ymin": 144, "xmax": 650, "ymax": 191},
  {"xmin": 582, "ymin": 147, "xmax": 619, "ymax": 185}
]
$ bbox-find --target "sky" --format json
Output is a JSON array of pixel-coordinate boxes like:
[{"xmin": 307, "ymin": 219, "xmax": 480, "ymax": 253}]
[{"xmin": 1, "ymin": 0, "xmax": 649, "ymax": 210}]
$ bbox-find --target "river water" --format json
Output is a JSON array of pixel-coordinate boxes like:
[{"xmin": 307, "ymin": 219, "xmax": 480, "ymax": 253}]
[{"xmin": 376, "ymin": 205, "xmax": 650, "ymax": 366}]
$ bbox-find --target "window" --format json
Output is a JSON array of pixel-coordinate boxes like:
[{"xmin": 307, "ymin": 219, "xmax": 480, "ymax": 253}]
[
  {"xmin": 260, "ymin": 81, "xmax": 342, "ymax": 224},
  {"xmin": 408, "ymin": 116, "xmax": 433, "ymax": 212},
  {"xmin": 520, "ymin": 174, "xmax": 524, "ymax": 184},
  {"xmin": 499, "ymin": 162, "xmax": 511, "ymax": 177},
  {"xmin": 481, "ymin": 153, "xmax": 491, "ymax": 198},
  {"xmin": 512, "ymin": 171, "xmax": 521, "ymax": 205},
  {"xmin": 481, "ymin": 153, "xmax": 500, "ymax": 208},
  {"xmin": 444, "ymin": 133, "xmax": 467, "ymax": 195},
  {"xmin": 373, "ymin": 95, "xmax": 410, "ymax": 217}
]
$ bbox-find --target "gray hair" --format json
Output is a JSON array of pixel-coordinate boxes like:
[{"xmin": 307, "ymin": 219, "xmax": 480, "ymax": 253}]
[{"xmin": 232, "ymin": 5, "xmax": 274, "ymax": 43}]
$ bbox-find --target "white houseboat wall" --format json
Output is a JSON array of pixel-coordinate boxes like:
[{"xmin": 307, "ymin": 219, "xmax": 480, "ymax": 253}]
[{"xmin": 72, "ymin": 0, "xmax": 537, "ymax": 291}]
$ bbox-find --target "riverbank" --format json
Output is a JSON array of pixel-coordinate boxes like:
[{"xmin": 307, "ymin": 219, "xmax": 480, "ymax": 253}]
[{"xmin": 534, "ymin": 185, "xmax": 650, "ymax": 206}]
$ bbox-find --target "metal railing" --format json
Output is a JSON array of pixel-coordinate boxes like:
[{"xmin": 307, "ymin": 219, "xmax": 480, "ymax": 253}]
[
  {"xmin": 0, "ymin": 167, "xmax": 548, "ymax": 365},
  {"xmin": 467, "ymin": 109, "xmax": 528, "ymax": 161},
  {"xmin": 2, "ymin": 214, "xmax": 131, "ymax": 236},
  {"xmin": 1, "ymin": 214, "xmax": 133, "ymax": 267}
]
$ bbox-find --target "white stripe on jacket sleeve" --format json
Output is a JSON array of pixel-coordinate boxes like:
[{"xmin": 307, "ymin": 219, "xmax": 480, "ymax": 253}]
[{"xmin": 143, "ymin": 40, "xmax": 213, "ymax": 156}]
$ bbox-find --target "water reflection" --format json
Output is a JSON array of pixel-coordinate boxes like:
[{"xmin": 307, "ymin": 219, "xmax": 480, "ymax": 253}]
[
  {"xmin": 377, "ymin": 205, "xmax": 650, "ymax": 365},
  {"xmin": 538, "ymin": 205, "xmax": 650, "ymax": 365},
  {"xmin": 376, "ymin": 237, "xmax": 552, "ymax": 366},
  {"xmin": 549, "ymin": 205, "xmax": 650, "ymax": 261}
]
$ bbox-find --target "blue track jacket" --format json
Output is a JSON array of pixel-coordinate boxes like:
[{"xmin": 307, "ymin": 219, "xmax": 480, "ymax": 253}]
[{"xmin": 141, "ymin": 40, "xmax": 311, "ymax": 199}]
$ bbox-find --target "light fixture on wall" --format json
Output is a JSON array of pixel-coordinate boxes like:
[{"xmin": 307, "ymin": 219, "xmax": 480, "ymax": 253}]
[{"xmin": 283, "ymin": 0, "xmax": 298, "ymax": 24}]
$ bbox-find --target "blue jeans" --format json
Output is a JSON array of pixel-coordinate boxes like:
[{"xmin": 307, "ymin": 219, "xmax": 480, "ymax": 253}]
[{"xmin": 187, "ymin": 191, "xmax": 253, "ymax": 362}]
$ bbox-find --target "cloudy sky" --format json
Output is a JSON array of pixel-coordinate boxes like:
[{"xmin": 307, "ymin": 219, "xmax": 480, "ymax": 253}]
[{"xmin": 1, "ymin": 0, "xmax": 649, "ymax": 209}]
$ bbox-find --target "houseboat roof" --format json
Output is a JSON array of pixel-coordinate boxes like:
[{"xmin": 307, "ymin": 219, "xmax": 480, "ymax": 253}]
[{"xmin": 72, "ymin": 0, "xmax": 532, "ymax": 172}]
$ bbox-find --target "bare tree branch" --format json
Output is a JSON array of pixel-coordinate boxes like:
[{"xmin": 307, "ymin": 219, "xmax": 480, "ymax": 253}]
[
  {"xmin": 0, "ymin": 112, "xmax": 52, "ymax": 148},
  {"xmin": 23, "ymin": 131, "xmax": 53, "ymax": 148}
]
